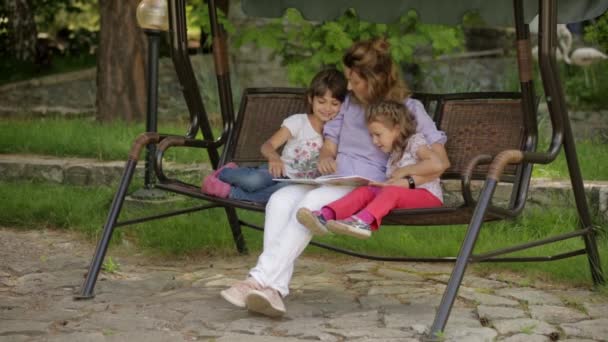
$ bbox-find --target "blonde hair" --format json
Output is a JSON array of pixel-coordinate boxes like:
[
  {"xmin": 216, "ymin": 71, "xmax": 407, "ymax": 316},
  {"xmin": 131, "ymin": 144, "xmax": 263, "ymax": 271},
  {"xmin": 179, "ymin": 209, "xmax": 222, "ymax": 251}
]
[
  {"xmin": 366, "ymin": 100, "xmax": 416, "ymax": 157},
  {"xmin": 343, "ymin": 38, "xmax": 411, "ymax": 103}
]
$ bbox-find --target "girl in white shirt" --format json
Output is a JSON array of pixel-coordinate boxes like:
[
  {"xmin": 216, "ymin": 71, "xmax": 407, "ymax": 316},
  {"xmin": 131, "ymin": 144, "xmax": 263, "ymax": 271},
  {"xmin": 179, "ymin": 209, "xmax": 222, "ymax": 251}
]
[{"xmin": 202, "ymin": 68, "xmax": 348, "ymax": 203}]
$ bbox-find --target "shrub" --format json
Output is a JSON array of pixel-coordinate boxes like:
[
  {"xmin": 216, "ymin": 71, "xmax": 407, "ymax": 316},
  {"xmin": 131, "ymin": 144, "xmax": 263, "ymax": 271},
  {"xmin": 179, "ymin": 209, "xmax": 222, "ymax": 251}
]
[{"xmin": 233, "ymin": 9, "xmax": 463, "ymax": 86}]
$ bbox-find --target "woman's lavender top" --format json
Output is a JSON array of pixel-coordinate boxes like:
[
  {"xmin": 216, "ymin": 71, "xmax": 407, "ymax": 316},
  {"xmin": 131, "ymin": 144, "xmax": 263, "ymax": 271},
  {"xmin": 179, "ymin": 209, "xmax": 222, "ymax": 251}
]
[{"xmin": 323, "ymin": 94, "xmax": 447, "ymax": 182}]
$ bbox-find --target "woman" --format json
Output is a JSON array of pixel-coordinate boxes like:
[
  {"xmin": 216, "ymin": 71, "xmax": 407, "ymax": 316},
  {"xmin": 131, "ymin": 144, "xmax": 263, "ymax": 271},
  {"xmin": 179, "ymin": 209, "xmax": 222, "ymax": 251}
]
[{"xmin": 220, "ymin": 38, "xmax": 450, "ymax": 317}]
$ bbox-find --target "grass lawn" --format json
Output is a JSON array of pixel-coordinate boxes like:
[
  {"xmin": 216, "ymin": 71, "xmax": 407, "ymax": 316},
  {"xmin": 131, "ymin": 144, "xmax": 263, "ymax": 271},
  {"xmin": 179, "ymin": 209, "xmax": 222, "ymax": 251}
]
[
  {"xmin": 0, "ymin": 118, "xmax": 216, "ymax": 165},
  {"xmin": 1, "ymin": 117, "xmax": 607, "ymax": 180},
  {"xmin": 1, "ymin": 180, "xmax": 606, "ymax": 291}
]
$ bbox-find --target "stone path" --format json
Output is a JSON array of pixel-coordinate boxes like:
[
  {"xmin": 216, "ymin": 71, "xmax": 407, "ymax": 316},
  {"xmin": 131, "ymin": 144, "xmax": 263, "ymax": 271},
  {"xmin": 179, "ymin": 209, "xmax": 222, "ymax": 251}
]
[{"xmin": 1, "ymin": 228, "xmax": 607, "ymax": 341}]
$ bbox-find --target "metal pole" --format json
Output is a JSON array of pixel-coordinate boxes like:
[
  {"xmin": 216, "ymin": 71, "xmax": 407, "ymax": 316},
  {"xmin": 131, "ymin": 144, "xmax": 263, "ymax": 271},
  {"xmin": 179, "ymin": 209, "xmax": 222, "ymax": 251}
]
[{"xmin": 144, "ymin": 30, "xmax": 161, "ymax": 189}]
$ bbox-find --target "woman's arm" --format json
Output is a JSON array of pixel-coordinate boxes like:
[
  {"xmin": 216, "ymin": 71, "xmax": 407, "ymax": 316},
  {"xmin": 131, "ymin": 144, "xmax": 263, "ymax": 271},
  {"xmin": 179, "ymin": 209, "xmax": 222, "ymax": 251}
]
[
  {"xmin": 317, "ymin": 139, "xmax": 338, "ymax": 175},
  {"xmin": 390, "ymin": 144, "xmax": 443, "ymax": 180},
  {"xmin": 260, "ymin": 126, "xmax": 292, "ymax": 177},
  {"xmin": 376, "ymin": 143, "xmax": 444, "ymax": 188},
  {"xmin": 407, "ymin": 99, "xmax": 451, "ymax": 179}
]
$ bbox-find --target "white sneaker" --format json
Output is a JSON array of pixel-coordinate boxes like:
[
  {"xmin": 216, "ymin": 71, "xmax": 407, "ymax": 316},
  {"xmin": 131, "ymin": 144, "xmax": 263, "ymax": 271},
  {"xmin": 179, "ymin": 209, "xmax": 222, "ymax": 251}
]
[
  {"xmin": 296, "ymin": 208, "xmax": 329, "ymax": 236},
  {"xmin": 220, "ymin": 278, "xmax": 261, "ymax": 308},
  {"xmin": 245, "ymin": 287, "xmax": 286, "ymax": 317}
]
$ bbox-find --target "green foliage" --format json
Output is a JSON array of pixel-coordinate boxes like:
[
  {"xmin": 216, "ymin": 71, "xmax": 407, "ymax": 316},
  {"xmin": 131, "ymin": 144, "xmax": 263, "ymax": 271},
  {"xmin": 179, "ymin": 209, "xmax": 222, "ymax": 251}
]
[
  {"xmin": 234, "ymin": 9, "xmax": 463, "ymax": 86},
  {"xmin": 561, "ymin": 64, "xmax": 608, "ymax": 110},
  {"xmin": 187, "ymin": 0, "xmax": 235, "ymax": 46},
  {"xmin": 33, "ymin": 0, "xmax": 94, "ymax": 33},
  {"xmin": 584, "ymin": 12, "xmax": 608, "ymax": 51},
  {"xmin": 102, "ymin": 256, "xmax": 121, "ymax": 273}
]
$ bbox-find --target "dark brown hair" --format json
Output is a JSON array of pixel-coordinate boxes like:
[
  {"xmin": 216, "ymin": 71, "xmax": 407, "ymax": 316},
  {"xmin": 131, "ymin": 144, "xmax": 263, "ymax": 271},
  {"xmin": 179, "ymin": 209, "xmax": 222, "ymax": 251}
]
[
  {"xmin": 342, "ymin": 38, "xmax": 410, "ymax": 103},
  {"xmin": 366, "ymin": 100, "xmax": 416, "ymax": 157},
  {"xmin": 307, "ymin": 68, "xmax": 348, "ymax": 103}
]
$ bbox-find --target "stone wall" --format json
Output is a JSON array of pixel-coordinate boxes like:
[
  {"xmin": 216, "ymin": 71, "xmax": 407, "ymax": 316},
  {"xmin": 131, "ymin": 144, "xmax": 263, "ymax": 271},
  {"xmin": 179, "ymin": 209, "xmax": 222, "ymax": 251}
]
[{"xmin": 2, "ymin": 154, "xmax": 607, "ymax": 221}]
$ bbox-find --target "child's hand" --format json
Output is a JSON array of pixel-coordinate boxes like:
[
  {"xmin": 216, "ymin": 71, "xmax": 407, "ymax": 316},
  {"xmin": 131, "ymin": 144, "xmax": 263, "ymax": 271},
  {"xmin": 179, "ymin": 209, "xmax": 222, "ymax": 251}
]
[
  {"xmin": 268, "ymin": 160, "xmax": 285, "ymax": 178},
  {"xmin": 318, "ymin": 157, "xmax": 337, "ymax": 175}
]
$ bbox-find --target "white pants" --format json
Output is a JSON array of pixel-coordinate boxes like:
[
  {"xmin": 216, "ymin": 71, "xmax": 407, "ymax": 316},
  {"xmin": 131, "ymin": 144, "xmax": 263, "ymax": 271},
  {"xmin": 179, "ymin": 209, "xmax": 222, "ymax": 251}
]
[{"xmin": 248, "ymin": 184, "xmax": 354, "ymax": 296}]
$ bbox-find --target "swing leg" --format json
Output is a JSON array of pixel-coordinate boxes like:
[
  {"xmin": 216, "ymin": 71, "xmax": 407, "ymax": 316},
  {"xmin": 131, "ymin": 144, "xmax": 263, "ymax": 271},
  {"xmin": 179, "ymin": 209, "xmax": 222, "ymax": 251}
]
[
  {"xmin": 225, "ymin": 206, "xmax": 248, "ymax": 254},
  {"xmin": 427, "ymin": 180, "xmax": 498, "ymax": 341},
  {"xmin": 74, "ymin": 159, "xmax": 137, "ymax": 299}
]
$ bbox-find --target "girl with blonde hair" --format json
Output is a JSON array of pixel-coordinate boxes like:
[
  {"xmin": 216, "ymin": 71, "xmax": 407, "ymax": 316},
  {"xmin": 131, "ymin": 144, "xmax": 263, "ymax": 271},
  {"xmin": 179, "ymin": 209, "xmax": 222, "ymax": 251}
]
[{"xmin": 298, "ymin": 100, "xmax": 444, "ymax": 239}]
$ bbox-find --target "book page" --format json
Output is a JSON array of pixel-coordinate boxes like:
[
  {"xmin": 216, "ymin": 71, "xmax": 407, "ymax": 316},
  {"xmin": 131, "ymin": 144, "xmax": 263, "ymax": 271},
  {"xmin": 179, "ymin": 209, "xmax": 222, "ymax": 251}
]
[
  {"xmin": 315, "ymin": 175, "xmax": 373, "ymax": 186},
  {"xmin": 273, "ymin": 175, "xmax": 374, "ymax": 187}
]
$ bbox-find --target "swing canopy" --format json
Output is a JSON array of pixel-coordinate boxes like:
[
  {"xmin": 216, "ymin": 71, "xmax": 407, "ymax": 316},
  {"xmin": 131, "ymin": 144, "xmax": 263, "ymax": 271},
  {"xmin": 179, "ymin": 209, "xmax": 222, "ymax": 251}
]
[{"xmin": 242, "ymin": 0, "xmax": 607, "ymax": 25}]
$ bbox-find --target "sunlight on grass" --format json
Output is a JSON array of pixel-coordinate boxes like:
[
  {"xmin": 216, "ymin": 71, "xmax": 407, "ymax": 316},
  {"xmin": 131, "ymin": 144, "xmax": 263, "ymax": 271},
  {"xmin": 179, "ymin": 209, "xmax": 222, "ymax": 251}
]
[
  {"xmin": 532, "ymin": 140, "xmax": 608, "ymax": 181},
  {"xmin": 0, "ymin": 118, "xmax": 218, "ymax": 164}
]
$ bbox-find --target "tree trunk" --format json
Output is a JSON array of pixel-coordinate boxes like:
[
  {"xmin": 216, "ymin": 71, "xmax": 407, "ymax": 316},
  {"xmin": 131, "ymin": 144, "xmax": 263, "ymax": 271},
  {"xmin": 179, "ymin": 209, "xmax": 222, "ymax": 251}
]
[
  {"xmin": 6, "ymin": 0, "xmax": 37, "ymax": 62},
  {"xmin": 96, "ymin": 0, "xmax": 147, "ymax": 122}
]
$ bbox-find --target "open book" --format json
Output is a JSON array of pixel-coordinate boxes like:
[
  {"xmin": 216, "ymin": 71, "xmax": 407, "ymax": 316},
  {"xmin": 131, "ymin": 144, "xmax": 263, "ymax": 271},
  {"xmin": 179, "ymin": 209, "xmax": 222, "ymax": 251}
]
[{"xmin": 273, "ymin": 175, "xmax": 375, "ymax": 187}]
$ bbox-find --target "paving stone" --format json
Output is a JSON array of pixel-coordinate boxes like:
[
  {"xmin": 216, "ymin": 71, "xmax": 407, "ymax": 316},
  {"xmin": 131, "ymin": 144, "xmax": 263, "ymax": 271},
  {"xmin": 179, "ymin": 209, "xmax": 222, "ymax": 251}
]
[
  {"xmin": 492, "ymin": 318, "xmax": 558, "ymax": 336},
  {"xmin": 459, "ymin": 287, "xmax": 520, "ymax": 306},
  {"xmin": 41, "ymin": 332, "xmax": 106, "ymax": 342},
  {"xmin": 215, "ymin": 334, "xmax": 301, "ymax": 342},
  {"xmin": 225, "ymin": 317, "xmax": 276, "ymax": 335},
  {"xmin": 443, "ymin": 327, "xmax": 498, "ymax": 342},
  {"xmin": 327, "ymin": 310, "xmax": 380, "ymax": 330},
  {"xmin": 0, "ymin": 320, "xmax": 49, "ymax": 336},
  {"xmin": 499, "ymin": 333, "xmax": 551, "ymax": 342},
  {"xmin": 528, "ymin": 304, "xmax": 588, "ymax": 324},
  {"xmin": 273, "ymin": 317, "xmax": 336, "ymax": 341},
  {"xmin": 477, "ymin": 305, "xmax": 527, "ymax": 321},
  {"xmin": 1, "ymin": 228, "xmax": 606, "ymax": 342},
  {"xmin": 346, "ymin": 272, "xmax": 385, "ymax": 282},
  {"xmin": 560, "ymin": 318, "xmax": 608, "ymax": 340},
  {"xmin": 358, "ymin": 294, "xmax": 403, "ymax": 309},
  {"xmin": 583, "ymin": 302, "xmax": 608, "ymax": 318},
  {"xmin": 495, "ymin": 287, "xmax": 563, "ymax": 305},
  {"xmin": 376, "ymin": 267, "xmax": 426, "ymax": 282},
  {"xmin": 0, "ymin": 336, "xmax": 31, "ymax": 342},
  {"xmin": 323, "ymin": 326, "xmax": 415, "ymax": 340}
]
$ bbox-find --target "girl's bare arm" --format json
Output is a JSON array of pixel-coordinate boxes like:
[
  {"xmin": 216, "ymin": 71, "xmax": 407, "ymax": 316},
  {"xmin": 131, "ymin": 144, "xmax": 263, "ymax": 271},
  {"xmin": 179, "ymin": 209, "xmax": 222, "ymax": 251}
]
[{"xmin": 260, "ymin": 127, "xmax": 292, "ymax": 177}]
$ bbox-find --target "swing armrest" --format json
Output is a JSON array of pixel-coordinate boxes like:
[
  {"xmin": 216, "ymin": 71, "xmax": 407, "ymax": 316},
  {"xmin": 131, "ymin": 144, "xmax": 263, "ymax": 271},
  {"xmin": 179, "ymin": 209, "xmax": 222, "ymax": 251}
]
[
  {"xmin": 153, "ymin": 135, "xmax": 221, "ymax": 183},
  {"xmin": 460, "ymin": 150, "xmax": 528, "ymax": 218},
  {"xmin": 460, "ymin": 150, "xmax": 525, "ymax": 207},
  {"xmin": 128, "ymin": 132, "xmax": 162, "ymax": 161},
  {"xmin": 461, "ymin": 154, "xmax": 493, "ymax": 206}
]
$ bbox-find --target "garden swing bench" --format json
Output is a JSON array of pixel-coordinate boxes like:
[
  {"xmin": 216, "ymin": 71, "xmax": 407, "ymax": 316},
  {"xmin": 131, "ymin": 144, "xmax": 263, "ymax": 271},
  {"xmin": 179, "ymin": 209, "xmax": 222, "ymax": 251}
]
[{"xmin": 77, "ymin": 0, "xmax": 606, "ymax": 339}]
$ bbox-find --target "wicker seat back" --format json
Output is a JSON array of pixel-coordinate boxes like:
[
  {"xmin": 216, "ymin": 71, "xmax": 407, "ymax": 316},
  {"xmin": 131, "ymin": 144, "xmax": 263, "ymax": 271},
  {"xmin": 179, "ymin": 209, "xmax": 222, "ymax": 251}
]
[
  {"xmin": 229, "ymin": 88, "xmax": 308, "ymax": 167},
  {"xmin": 438, "ymin": 98, "xmax": 526, "ymax": 181}
]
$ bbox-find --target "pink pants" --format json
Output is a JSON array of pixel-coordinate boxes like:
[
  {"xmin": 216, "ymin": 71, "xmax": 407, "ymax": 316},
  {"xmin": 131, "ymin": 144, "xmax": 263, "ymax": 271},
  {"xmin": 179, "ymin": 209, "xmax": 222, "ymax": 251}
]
[{"xmin": 325, "ymin": 186, "xmax": 443, "ymax": 229}]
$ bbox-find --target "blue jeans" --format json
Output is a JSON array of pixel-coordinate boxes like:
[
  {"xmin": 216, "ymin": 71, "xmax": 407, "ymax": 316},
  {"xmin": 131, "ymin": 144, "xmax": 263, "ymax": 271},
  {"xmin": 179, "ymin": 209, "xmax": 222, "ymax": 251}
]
[{"xmin": 218, "ymin": 165, "xmax": 290, "ymax": 203}]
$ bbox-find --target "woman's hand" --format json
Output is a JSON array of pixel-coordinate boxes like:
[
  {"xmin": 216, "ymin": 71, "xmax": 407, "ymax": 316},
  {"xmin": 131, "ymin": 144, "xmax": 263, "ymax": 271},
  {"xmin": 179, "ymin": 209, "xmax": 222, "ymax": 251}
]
[
  {"xmin": 370, "ymin": 177, "xmax": 409, "ymax": 188},
  {"xmin": 317, "ymin": 157, "xmax": 337, "ymax": 175},
  {"xmin": 268, "ymin": 159, "xmax": 285, "ymax": 178}
]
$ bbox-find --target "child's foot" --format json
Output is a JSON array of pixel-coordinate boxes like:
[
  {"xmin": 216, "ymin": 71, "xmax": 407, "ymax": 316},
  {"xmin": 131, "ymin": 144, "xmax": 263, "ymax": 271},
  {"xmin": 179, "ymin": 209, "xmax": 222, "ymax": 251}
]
[
  {"xmin": 201, "ymin": 175, "xmax": 231, "ymax": 198},
  {"xmin": 220, "ymin": 278, "xmax": 262, "ymax": 308},
  {"xmin": 327, "ymin": 217, "xmax": 372, "ymax": 239},
  {"xmin": 296, "ymin": 208, "xmax": 329, "ymax": 236},
  {"xmin": 201, "ymin": 162, "xmax": 237, "ymax": 195},
  {"xmin": 245, "ymin": 287, "xmax": 286, "ymax": 317}
]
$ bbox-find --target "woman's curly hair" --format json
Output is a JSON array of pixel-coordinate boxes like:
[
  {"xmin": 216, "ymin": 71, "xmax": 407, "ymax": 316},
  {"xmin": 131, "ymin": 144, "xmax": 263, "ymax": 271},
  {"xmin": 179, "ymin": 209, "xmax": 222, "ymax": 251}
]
[{"xmin": 343, "ymin": 38, "xmax": 411, "ymax": 103}]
